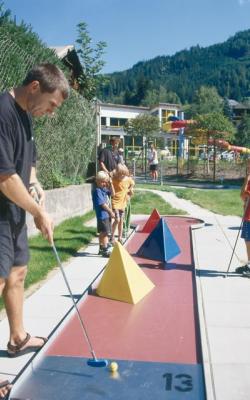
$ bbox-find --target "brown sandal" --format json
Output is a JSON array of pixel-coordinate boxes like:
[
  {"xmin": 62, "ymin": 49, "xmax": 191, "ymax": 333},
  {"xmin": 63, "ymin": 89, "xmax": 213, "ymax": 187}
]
[{"xmin": 7, "ymin": 332, "xmax": 47, "ymax": 358}]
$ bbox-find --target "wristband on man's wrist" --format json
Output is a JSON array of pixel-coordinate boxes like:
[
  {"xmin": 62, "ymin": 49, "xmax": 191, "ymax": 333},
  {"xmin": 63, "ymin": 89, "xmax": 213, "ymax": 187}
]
[
  {"xmin": 29, "ymin": 182, "xmax": 41, "ymax": 204},
  {"xmin": 29, "ymin": 182, "xmax": 42, "ymax": 189}
]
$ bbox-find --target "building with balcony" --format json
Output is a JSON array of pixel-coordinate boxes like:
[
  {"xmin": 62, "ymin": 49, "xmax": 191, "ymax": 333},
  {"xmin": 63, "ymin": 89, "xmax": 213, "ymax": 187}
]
[{"xmin": 228, "ymin": 99, "xmax": 250, "ymax": 122}]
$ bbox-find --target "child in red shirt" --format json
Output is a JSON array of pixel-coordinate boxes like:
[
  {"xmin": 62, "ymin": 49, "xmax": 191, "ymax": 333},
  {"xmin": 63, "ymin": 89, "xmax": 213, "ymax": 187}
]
[{"xmin": 236, "ymin": 160, "xmax": 250, "ymax": 275}]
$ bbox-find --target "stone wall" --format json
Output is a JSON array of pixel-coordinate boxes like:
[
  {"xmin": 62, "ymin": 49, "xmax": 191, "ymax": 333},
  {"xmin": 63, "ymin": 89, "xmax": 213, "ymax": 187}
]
[{"xmin": 27, "ymin": 184, "xmax": 93, "ymax": 237}]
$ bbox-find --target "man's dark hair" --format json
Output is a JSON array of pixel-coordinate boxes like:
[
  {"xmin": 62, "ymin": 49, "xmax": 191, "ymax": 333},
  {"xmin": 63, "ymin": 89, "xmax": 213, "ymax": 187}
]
[
  {"xmin": 110, "ymin": 136, "xmax": 120, "ymax": 143},
  {"xmin": 23, "ymin": 63, "xmax": 70, "ymax": 99}
]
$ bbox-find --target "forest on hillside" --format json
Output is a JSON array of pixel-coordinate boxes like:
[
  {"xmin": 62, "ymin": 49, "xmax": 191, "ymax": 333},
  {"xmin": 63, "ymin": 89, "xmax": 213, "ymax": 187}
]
[{"xmin": 97, "ymin": 29, "xmax": 250, "ymax": 106}]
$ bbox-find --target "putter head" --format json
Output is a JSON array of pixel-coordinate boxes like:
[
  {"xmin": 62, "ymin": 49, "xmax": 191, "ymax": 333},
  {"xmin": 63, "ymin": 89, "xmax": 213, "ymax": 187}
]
[{"xmin": 87, "ymin": 358, "xmax": 108, "ymax": 368}]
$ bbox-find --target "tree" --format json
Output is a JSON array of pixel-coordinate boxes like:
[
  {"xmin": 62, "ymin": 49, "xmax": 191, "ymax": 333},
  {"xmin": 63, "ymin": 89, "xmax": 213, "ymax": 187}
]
[
  {"xmin": 190, "ymin": 86, "xmax": 223, "ymax": 116},
  {"xmin": 76, "ymin": 22, "xmax": 107, "ymax": 100},
  {"xmin": 188, "ymin": 112, "xmax": 236, "ymax": 178},
  {"xmin": 189, "ymin": 112, "xmax": 235, "ymax": 145},
  {"xmin": 141, "ymin": 85, "xmax": 180, "ymax": 106},
  {"xmin": 124, "ymin": 114, "xmax": 160, "ymax": 140},
  {"xmin": 0, "ymin": 1, "xmax": 11, "ymax": 22},
  {"xmin": 123, "ymin": 76, "xmax": 150, "ymax": 106},
  {"xmin": 234, "ymin": 113, "xmax": 250, "ymax": 148},
  {"xmin": 133, "ymin": 76, "xmax": 150, "ymax": 105}
]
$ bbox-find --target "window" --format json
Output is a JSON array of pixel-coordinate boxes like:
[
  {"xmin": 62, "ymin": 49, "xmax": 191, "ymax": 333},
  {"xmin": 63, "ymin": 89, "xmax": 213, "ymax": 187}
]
[
  {"xmin": 101, "ymin": 117, "xmax": 106, "ymax": 126},
  {"xmin": 110, "ymin": 118, "xmax": 119, "ymax": 127},
  {"xmin": 119, "ymin": 118, "xmax": 127, "ymax": 126},
  {"xmin": 110, "ymin": 118, "xmax": 127, "ymax": 127}
]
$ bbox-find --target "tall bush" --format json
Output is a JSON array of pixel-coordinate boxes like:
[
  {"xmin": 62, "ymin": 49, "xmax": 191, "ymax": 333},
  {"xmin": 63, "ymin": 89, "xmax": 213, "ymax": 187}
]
[{"xmin": 0, "ymin": 6, "xmax": 96, "ymax": 188}]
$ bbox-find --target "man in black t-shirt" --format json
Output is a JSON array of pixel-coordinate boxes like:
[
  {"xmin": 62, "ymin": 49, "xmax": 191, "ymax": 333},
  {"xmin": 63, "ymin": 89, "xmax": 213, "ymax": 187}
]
[
  {"xmin": 0, "ymin": 63, "xmax": 69, "ymax": 395},
  {"xmin": 98, "ymin": 136, "xmax": 120, "ymax": 174}
]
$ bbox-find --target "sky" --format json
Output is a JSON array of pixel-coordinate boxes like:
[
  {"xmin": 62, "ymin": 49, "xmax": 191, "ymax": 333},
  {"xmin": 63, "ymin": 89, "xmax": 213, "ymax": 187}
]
[{"xmin": 3, "ymin": 0, "xmax": 250, "ymax": 73}]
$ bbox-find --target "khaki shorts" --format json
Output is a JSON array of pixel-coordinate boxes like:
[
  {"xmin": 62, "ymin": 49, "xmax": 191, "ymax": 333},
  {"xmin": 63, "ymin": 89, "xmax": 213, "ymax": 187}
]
[{"xmin": 97, "ymin": 218, "xmax": 111, "ymax": 235}]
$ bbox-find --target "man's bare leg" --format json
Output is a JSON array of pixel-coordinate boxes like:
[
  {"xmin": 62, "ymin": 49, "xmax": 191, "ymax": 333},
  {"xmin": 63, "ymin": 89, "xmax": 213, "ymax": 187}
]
[
  {"xmin": 0, "ymin": 278, "xmax": 12, "ymax": 398},
  {"xmin": 3, "ymin": 266, "xmax": 45, "ymax": 348}
]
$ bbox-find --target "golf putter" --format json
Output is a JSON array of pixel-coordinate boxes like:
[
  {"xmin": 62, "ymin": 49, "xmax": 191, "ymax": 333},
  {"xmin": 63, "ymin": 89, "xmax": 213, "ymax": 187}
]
[{"xmin": 51, "ymin": 243, "xmax": 108, "ymax": 367}]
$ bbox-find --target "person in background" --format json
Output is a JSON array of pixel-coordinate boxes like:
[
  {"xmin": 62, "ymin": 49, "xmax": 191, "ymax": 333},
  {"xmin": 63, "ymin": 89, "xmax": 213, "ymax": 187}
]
[
  {"xmin": 235, "ymin": 159, "xmax": 250, "ymax": 276},
  {"xmin": 98, "ymin": 136, "xmax": 120, "ymax": 175},
  {"xmin": 0, "ymin": 63, "xmax": 69, "ymax": 397},
  {"xmin": 111, "ymin": 164, "xmax": 135, "ymax": 244},
  {"xmin": 148, "ymin": 142, "xmax": 158, "ymax": 181},
  {"xmin": 92, "ymin": 171, "xmax": 115, "ymax": 257}
]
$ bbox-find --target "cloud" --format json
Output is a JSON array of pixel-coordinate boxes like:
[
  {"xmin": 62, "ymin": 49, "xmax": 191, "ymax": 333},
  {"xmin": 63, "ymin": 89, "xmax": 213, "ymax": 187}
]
[{"xmin": 238, "ymin": 0, "xmax": 250, "ymax": 5}]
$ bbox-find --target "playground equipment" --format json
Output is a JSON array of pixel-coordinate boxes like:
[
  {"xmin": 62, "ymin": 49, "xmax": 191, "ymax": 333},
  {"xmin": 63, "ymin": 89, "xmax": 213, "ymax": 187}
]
[
  {"xmin": 163, "ymin": 117, "xmax": 250, "ymax": 157},
  {"xmin": 207, "ymin": 138, "xmax": 250, "ymax": 155},
  {"xmin": 162, "ymin": 118, "xmax": 195, "ymax": 162},
  {"xmin": 162, "ymin": 119, "xmax": 194, "ymax": 132}
]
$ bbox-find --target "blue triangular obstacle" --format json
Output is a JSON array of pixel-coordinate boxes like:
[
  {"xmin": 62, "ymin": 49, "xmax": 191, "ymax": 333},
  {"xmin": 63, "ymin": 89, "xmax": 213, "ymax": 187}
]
[{"xmin": 137, "ymin": 218, "xmax": 181, "ymax": 262}]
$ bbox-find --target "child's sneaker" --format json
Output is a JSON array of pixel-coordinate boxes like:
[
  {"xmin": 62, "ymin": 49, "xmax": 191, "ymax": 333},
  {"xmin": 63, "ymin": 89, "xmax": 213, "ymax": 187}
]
[
  {"xmin": 235, "ymin": 265, "xmax": 250, "ymax": 274},
  {"xmin": 99, "ymin": 247, "xmax": 112, "ymax": 257},
  {"xmin": 243, "ymin": 271, "xmax": 250, "ymax": 278}
]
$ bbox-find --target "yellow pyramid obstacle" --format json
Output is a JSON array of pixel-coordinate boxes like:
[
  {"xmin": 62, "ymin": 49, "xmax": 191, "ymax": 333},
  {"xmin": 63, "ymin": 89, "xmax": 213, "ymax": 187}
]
[{"xmin": 96, "ymin": 242, "xmax": 155, "ymax": 304}]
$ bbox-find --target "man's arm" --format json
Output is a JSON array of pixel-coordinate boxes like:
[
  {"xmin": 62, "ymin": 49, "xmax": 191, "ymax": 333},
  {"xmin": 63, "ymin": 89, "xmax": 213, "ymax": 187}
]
[
  {"xmin": 99, "ymin": 161, "xmax": 110, "ymax": 174},
  {"xmin": 0, "ymin": 173, "xmax": 53, "ymax": 243}
]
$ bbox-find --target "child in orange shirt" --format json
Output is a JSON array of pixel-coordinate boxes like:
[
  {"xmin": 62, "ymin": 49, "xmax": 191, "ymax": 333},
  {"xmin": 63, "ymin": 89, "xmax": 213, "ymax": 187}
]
[{"xmin": 111, "ymin": 164, "xmax": 135, "ymax": 244}]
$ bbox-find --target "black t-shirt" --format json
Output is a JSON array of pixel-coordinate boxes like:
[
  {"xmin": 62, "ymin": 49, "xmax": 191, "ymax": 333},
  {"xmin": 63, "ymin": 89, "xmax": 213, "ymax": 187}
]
[
  {"xmin": 98, "ymin": 147, "xmax": 119, "ymax": 172},
  {"xmin": 0, "ymin": 92, "xmax": 36, "ymax": 226}
]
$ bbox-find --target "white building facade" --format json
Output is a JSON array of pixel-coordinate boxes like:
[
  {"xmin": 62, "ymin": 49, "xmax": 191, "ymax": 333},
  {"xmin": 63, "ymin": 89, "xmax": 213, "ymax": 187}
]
[{"xmin": 96, "ymin": 101, "xmax": 183, "ymax": 148}]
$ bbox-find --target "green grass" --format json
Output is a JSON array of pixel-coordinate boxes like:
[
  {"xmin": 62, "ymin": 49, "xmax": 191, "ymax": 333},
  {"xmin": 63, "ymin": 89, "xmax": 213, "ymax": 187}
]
[
  {"xmin": 137, "ymin": 183, "xmax": 243, "ymax": 217},
  {"xmin": 26, "ymin": 211, "xmax": 96, "ymax": 288},
  {"xmin": 131, "ymin": 190, "xmax": 186, "ymax": 215},
  {"xmin": 0, "ymin": 211, "xmax": 96, "ymax": 312}
]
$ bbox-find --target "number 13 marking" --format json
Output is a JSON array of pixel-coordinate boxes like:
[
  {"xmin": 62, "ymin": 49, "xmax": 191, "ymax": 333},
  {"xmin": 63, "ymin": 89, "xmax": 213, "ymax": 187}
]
[{"xmin": 163, "ymin": 373, "xmax": 193, "ymax": 392}]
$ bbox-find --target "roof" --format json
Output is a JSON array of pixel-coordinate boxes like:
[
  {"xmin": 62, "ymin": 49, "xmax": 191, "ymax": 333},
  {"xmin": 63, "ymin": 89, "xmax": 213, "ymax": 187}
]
[
  {"xmin": 50, "ymin": 45, "xmax": 83, "ymax": 78},
  {"xmin": 97, "ymin": 101, "xmax": 182, "ymax": 112},
  {"xmin": 228, "ymin": 99, "xmax": 250, "ymax": 109},
  {"xmin": 50, "ymin": 45, "xmax": 74, "ymax": 59},
  {"xmin": 98, "ymin": 102, "xmax": 149, "ymax": 111}
]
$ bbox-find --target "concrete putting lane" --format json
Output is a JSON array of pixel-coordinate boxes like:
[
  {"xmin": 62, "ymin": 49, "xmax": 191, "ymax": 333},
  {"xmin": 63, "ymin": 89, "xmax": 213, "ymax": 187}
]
[{"xmin": 9, "ymin": 216, "xmax": 206, "ymax": 400}]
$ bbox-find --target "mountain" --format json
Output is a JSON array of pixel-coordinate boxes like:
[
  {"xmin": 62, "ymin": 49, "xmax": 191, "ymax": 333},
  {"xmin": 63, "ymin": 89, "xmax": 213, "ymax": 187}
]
[{"xmin": 97, "ymin": 29, "xmax": 250, "ymax": 106}]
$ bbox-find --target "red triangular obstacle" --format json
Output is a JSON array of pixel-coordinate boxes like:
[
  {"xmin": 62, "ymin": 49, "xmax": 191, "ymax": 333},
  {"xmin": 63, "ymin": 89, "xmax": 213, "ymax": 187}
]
[{"xmin": 141, "ymin": 208, "xmax": 161, "ymax": 233}]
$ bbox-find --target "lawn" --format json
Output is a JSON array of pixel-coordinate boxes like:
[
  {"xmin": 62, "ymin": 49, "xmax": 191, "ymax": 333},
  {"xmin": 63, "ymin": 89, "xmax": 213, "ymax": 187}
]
[
  {"xmin": 0, "ymin": 211, "xmax": 96, "ymax": 312},
  {"xmin": 131, "ymin": 190, "xmax": 186, "ymax": 215},
  {"xmin": 137, "ymin": 183, "xmax": 243, "ymax": 217},
  {"xmin": 25, "ymin": 211, "xmax": 96, "ymax": 288}
]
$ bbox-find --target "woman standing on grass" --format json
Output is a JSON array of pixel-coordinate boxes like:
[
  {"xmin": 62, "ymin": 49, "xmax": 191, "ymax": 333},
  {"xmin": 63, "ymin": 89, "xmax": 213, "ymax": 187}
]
[{"xmin": 148, "ymin": 142, "xmax": 158, "ymax": 181}]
